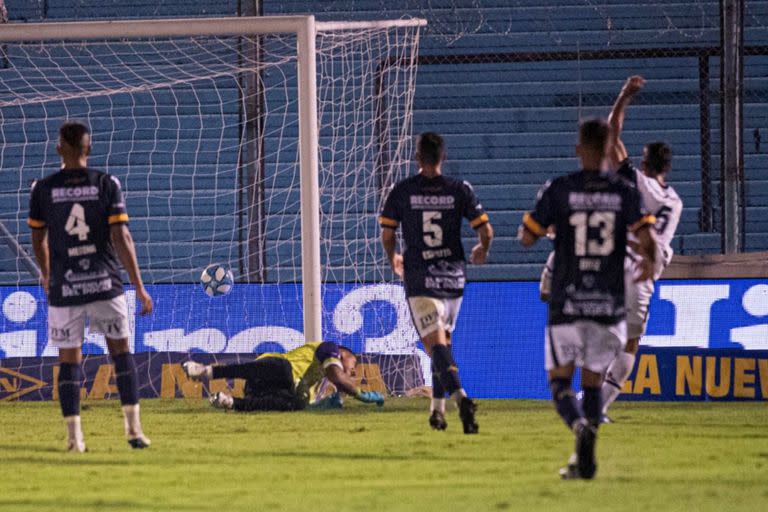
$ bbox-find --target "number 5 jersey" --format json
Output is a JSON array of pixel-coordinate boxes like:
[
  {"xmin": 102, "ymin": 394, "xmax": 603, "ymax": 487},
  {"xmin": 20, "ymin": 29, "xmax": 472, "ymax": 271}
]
[
  {"xmin": 379, "ymin": 173, "xmax": 489, "ymax": 298},
  {"xmin": 28, "ymin": 168, "xmax": 129, "ymax": 306}
]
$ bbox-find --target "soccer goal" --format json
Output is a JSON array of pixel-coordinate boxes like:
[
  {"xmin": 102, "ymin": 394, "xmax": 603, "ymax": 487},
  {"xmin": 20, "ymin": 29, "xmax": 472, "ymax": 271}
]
[{"xmin": 0, "ymin": 16, "xmax": 425, "ymax": 353}]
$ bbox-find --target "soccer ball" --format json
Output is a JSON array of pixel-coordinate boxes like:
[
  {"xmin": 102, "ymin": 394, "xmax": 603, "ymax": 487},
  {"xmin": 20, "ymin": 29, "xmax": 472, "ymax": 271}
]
[{"xmin": 200, "ymin": 264, "xmax": 234, "ymax": 297}]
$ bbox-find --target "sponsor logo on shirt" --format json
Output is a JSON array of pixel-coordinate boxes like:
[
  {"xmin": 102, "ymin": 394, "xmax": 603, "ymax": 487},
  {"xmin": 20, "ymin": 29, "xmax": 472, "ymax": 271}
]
[
  {"xmin": 61, "ymin": 279, "xmax": 113, "ymax": 298},
  {"xmin": 422, "ymin": 248, "xmax": 452, "ymax": 260},
  {"xmin": 64, "ymin": 269, "xmax": 109, "ymax": 283},
  {"xmin": 568, "ymin": 192, "xmax": 622, "ymax": 211},
  {"xmin": 409, "ymin": 195, "xmax": 455, "ymax": 210},
  {"xmin": 51, "ymin": 186, "xmax": 99, "ymax": 203},
  {"xmin": 67, "ymin": 244, "xmax": 97, "ymax": 257}
]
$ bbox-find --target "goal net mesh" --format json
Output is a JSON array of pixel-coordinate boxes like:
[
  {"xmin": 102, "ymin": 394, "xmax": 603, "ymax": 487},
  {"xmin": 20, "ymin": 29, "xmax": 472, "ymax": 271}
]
[{"xmin": 0, "ymin": 20, "xmax": 428, "ymax": 396}]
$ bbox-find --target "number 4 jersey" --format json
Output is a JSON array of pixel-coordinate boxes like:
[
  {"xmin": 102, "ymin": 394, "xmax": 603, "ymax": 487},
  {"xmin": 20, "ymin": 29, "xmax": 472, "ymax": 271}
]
[
  {"xmin": 523, "ymin": 170, "xmax": 654, "ymax": 325},
  {"xmin": 379, "ymin": 173, "xmax": 489, "ymax": 298},
  {"xmin": 28, "ymin": 168, "xmax": 128, "ymax": 306}
]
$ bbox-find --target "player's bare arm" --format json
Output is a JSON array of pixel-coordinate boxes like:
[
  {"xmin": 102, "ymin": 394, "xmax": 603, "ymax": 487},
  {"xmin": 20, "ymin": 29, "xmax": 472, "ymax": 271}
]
[
  {"xmin": 324, "ymin": 364, "xmax": 360, "ymax": 396},
  {"xmin": 631, "ymin": 224, "xmax": 657, "ymax": 282},
  {"xmin": 31, "ymin": 228, "xmax": 50, "ymax": 295},
  {"xmin": 110, "ymin": 223, "xmax": 153, "ymax": 315},
  {"xmin": 381, "ymin": 227, "xmax": 403, "ymax": 277},
  {"xmin": 470, "ymin": 222, "xmax": 493, "ymax": 264},
  {"xmin": 608, "ymin": 75, "xmax": 645, "ymax": 165},
  {"xmin": 518, "ymin": 224, "xmax": 540, "ymax": 248}
]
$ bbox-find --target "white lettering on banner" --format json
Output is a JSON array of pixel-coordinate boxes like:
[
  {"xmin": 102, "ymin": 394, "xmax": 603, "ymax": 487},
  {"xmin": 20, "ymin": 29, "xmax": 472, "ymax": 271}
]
[
  {"xmin": 0, "ymin": 291, "xmax": 40, "ymax": 357},
  {"xmin": 144, "ymin": 328, "xmax": 227, "ymax": 353},
  {"xmin": 643, "ymin": 284, "xmax": 730, "ymax": 348},
  {"xmin": 334, "ymin": 284, "xmax": 419, "ymax": 354},
  {"xmin": 334, "ymin": 284, "xmax": 431, "ymax": 381},
  {"xmin": 225, "ymin": 327, "xmax": 304, "ymax": 353},
  {"xmin": 730, "ymin": 284, "xmax": 768, "ymax": 349},
  {"xmin": 7, "ymin": 283, "xmax": 768, "ymax": 358},
  {"xmin": 0, "ymin": 331, "xmax": 37, "ymax": 357}
]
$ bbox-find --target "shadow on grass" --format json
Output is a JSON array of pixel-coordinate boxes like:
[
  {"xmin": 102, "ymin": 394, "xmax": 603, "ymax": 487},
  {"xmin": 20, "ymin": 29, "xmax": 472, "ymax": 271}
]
[
  {"xmin": 0, "ymin": 499, "xmax": 201, "ymax": 510},
  {"xmin": 0, "ymin": 443, "xmax": 61, "ymax": 454},
  {"xmin": 236, "ymin": 449, "xmax": 490, "ymax": 462},
  {"xmin": 0, "ymin": 454, "xmax": 148, "ymax": 466}
]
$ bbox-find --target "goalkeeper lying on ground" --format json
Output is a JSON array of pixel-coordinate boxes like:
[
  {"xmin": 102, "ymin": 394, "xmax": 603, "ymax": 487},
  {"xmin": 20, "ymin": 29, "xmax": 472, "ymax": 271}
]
[{"xmin": 183, "ymin": 342, "xmax": 384, "ymax": 411}]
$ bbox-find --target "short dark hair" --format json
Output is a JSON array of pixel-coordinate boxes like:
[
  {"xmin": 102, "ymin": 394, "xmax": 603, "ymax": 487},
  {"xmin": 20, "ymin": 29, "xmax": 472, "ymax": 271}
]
[
  {"xmin": 59, "ymin": 122, "xmax": 91, "ymax": 153},
  {"xmin": 643, "ymin": 142, "xmax": 672, "ymax": 176},
  {"xmin": 578, "ymin": 118, "xmax": 611, "ymax": 156},
  {"xmin": 416, "ymin": 132, "xmax": 445, "ymax": 166}
]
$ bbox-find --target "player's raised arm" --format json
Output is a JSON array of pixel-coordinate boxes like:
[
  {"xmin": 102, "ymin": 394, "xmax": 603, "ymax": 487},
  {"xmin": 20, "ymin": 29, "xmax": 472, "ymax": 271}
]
[{"xmin": 608, "ymin": 76, "xmax": 645, "ymax": 166}]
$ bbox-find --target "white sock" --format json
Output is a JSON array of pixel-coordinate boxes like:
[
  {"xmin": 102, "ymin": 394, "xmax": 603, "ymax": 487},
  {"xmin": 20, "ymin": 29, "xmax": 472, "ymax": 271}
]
[
  {"xmin": 65, "ymin": 415, "xmax": 84, "ymax": 444},
  {"xmin": 451, "ymin": 388, "xmax": 467, "ymax": 406},
  {"xmin": 122, "ymin": 404, "xmax": 144, "ymax": 439},
  {"xmin": 430, "ymin": 398, "xmax": 446, "ymax": 413},
  {"xmin": 602, "ymin": 352, "xmax": 636, "ymax": 414}
]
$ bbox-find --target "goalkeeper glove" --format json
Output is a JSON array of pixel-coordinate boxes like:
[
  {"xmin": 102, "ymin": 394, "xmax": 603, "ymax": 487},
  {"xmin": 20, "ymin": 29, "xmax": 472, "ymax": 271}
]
[{"xmin": 354, "ymin": 389, "xmax": 385, "ymax": 406}]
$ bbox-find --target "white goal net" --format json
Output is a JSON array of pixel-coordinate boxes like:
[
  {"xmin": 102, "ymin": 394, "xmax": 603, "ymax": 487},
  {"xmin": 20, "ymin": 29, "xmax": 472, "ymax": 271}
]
[{"xmin": 0, "ymin": 17, "xmax": 428, "ymax": 394}]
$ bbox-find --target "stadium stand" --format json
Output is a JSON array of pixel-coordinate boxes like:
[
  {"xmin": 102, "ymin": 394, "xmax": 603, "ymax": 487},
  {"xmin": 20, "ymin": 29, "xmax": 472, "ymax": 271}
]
[{"xmin": 1, "ymin": 0, "xmax": 767, "ymax": 283}]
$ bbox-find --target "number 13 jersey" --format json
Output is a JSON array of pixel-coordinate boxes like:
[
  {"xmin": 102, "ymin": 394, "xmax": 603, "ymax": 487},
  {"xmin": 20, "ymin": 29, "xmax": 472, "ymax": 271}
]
[
  {"xmin": 523, "ymin": 170, "xmax": 654, "ymax": 325},
  {"xmin": 28, "ymin": 168, "xmax": 129, "ymax": 306},
  {"xmin": 379, "ymin": 173, "xmax": 489, "ymax": 298}
]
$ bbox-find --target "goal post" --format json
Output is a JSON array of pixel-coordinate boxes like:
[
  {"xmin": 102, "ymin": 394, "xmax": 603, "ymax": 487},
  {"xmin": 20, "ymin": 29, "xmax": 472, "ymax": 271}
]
[{"xmin": 0, "ymin": 15, "xmax": 426, "ymax": 346}]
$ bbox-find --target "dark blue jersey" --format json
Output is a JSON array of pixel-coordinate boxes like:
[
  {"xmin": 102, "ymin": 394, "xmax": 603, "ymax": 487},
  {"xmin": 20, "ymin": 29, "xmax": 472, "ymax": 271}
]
[
  {"xmin": 380, "ymin": 173, "xmax": 488, "ymax": 298},
  {"xmin": 524, "ymin": 170, "xmax": 654, "ymax": 325},
  {"xmin": 28, "ymin": 168, "xmax": 129, "ymax": 307}
]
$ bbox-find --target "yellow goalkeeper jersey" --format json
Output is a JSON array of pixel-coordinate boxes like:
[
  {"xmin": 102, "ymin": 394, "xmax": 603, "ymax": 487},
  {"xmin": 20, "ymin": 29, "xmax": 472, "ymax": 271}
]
[{"xmin": 257, "ymin": 341, "xmax": 343, "ymax": 402}]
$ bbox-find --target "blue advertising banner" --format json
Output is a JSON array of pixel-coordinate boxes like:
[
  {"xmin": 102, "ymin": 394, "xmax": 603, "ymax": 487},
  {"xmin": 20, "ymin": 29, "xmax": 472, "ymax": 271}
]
[
  {"xmin": 0, "ymin": 352, "xmax": 424, "ymax": 402},
  {"xmin": 2, "ymin": 348, "xmax": 765, "ymax": 402},
  {"xmin": 1, "ymin": 279, "xmax": 767, "ymax": 399}
]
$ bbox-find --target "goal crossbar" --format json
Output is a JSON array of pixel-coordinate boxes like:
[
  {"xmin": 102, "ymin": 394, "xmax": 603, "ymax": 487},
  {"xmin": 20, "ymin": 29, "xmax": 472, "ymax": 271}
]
[{"xmin": 0, "ymin": 16, "xmax": 427, "ymax": 41}]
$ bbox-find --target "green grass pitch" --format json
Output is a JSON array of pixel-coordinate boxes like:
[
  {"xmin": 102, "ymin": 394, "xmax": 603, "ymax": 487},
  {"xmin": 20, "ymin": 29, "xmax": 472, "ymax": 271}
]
[{"xmin": 1, "ymin": 398, "xmax": 766, "ymax": 512}]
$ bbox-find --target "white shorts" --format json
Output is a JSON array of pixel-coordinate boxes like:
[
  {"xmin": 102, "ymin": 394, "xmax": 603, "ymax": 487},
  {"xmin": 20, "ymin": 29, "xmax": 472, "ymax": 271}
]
[
  {"xmin": 545, "ymin": 320, "xmax": 626, "ymax": 374},
  {"xmin": 48, "ymin": 294, "xmax": 131, "ymax": 349},
  {"xmin": 624, "ymin": 257, "xmax": 655, "ymax": 339},
  {"xmin": 407, "ymin": 296, "xmax": 463, "ymax": 339}
]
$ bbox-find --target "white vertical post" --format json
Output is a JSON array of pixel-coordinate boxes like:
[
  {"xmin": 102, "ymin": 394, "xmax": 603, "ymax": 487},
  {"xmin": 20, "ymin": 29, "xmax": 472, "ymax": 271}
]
[{"xmin": 296, "ymin": 16, "xmax": 323, "ymax": 342}]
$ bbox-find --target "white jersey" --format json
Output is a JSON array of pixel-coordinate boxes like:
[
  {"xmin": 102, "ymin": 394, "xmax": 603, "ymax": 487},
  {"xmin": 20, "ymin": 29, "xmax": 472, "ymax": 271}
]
[{"xmin": 618, "ymin": 160, "xmax": 683, "ymax": 279}]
